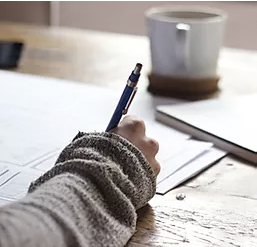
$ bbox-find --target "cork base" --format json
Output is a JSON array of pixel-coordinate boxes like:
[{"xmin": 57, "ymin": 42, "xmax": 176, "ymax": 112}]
[{"xmin": 148, "ymin": 73, "xmax": 220, "ymax": 100}]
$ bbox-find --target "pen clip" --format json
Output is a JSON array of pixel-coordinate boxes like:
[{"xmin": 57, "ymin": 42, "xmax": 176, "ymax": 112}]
[{"xmin": 122, "ymin": 87, "xmax": 138, "ymax": 115}]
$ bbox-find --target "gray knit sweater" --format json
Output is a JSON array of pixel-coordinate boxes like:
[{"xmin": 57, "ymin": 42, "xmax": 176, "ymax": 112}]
[{"xmin": 0, "ymin": 132, "xmax": 156, "ymax": 247}]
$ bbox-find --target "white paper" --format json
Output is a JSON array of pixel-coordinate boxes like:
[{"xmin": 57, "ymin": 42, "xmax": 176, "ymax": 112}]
[
  {"xmin": 0, "ymin": 70, "xmax": 226, "ymax": 206},
  {"xmin": 157, "ymin": 140, "xmax": 213, "ymax": 184},
  {"xmin": 0, "ymin": 197, "xmax": 12, "ymax": 206},
  {"xmin": 157, "ymin": 147, "xmax": 227, "ymax": 194},
  {"xmin": 145, "ymin": 120, "xmax": 190, "ymax": 162},
  {"xmin": 0, "ymin": 170, "xmax": 42, "ymax": 199},
  {"xmin": 0, "ymin": 70, "xmax": 194, "ymax": 206},
  {"xmin": 0, "ymin": 70, "xmax": 120, "ymax": 166},
  {"xmin": 0, "ymin": 70, "xmax": 185, "ymax": 166},
  {"xmin": 0, "ymin": 162, "xmax": 43, "ymax": 202},
  {"xmin": 0, "ymin": 168, "xmax": 19, "ymax": 187},
  {"xmin": 31, "ymin": 151, "xmax": 60, "ymax": 172}
]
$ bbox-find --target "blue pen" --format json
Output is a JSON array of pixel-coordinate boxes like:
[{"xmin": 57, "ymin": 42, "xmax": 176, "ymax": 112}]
[{"xmin": 106, "ymin": 63, "xmax": 142, "ymax": 132}]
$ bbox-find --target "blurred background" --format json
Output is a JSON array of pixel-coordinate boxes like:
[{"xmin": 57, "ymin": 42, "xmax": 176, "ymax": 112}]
[{"xmin": 0, "ymin": 1, "xmax": 256, "ymax": 50}]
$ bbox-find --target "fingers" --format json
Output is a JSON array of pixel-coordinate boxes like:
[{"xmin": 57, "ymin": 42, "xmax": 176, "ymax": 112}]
[
  {"xmin": 145, "ymin": 137, "xmax": 159, "ymax": 156},
  {"xmin": 141, "ymin": 138, "xmax": 160, "ymax": 176},
  {"xmin": 153, "ymin": 159, "xmax": 161, "ymax": 176},
  {"xmin": 111, "ymin": 115, "xmax": 161, "ymax": 177},
  {"xmin": 119, "ymin": 116, "xmax": 159, "ymax": 155},
  {"xmin": 119, "ymin": 115, "xmax": 146, "ymax": 137}
]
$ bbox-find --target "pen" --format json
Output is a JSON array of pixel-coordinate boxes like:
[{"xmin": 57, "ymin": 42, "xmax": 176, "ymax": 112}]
[{"xmin": 106, "ymin": 63, "xmax": 142, "ymax": 132}]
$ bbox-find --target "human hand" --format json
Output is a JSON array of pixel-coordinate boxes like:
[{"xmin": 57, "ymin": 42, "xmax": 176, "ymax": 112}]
[{"xmin": 110, "ymin": 115, "xmax": 160, "ymax": 176}]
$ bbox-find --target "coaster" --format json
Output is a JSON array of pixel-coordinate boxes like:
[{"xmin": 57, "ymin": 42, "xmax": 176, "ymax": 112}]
[{"xmin": 148, "ymin": 73, "xmax": 220, "ymax": 100}]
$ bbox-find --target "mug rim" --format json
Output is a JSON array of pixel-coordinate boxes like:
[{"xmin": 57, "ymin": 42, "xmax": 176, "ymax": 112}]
[{"xmin": 145, "ymin": 5, "xmax": 228, "ymax": 23}]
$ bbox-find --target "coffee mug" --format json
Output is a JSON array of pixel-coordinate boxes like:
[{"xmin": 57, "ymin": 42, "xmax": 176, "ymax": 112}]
[{"xmin": 145, "ymin": 6, "xmax": 227, "ymax": 79}]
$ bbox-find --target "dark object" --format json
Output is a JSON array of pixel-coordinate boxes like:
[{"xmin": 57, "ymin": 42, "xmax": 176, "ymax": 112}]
[
  {"xmin": 0, "ymin": 40, "xmax": 24, "ymax": 68},
  {"xmin": 148, "ymin": 73, "xmax": 220, "ymax": 100},
  {"xmin": 176, "ymin": 193, "xmax": 186, "ymax": 200}
]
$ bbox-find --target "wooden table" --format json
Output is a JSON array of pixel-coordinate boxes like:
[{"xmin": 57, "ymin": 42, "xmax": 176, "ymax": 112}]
[{"xmin": 1, "ymin": 22, "xmax": 257, "ymax": 246}]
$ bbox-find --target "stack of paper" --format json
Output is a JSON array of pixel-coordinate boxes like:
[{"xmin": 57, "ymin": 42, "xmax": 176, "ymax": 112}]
[
  {"xmin": 157, "ymin": 147, "xmax": 226, "ymax": 194},
  {"xmin": 145, "ymin": 121, "xmax": 226, "ymax": 194},
  {"xmin": 0, "ymin": 70, "xmax": 227, "ymax": 206}
]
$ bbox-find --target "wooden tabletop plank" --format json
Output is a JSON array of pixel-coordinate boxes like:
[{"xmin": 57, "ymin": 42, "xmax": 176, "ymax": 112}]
[
  {"xmin": 132, "ymin": 186, "xmax": 257, "ymax": 246},
  {"xmin": 0, "ymin": 22, "xmax": 257, "ymax": 95}
]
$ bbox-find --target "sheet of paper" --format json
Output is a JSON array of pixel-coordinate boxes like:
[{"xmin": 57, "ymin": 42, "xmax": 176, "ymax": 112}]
[
  {"xmin": 0, "ymin": 70, "xmax": 185, "ymax": 166},
  {"xmin": 0, "ymin": 165, "xmax": 19, "ymax": 187},
  {"xmin": 0, "ymin": 70, "xmax": 119, "ymax": 166},
  {"xmin": 157, "ymin": 140, "xmax": 213, "ymax": 184},
  {"xmin": 145, "ymin": 121, "xmax": 190, "ymax": 162},
  {"xmin": 0, "ymin": 164, "xmax": 8, "ymax": 175},
  {"xmin": 0, "ymin": 163, "xmax": 43, "ymax": 202},
  {"xmin": 156, "ymin": 147, "xmax": 227, "ymax": 194},
  {"xmin": 0, "ymin": 70, "xmax": 227, "ymax": 204},
  {"xmin": 0, "ymin": 70, "xmax": 195, "ymax": 206},
  {"xmin": 0, "ymin": 197, "xmax": 12, "ymax": 206},
  {"xmin": 31, "ymin": 151, "xmax": 60, "ymax": 172}
]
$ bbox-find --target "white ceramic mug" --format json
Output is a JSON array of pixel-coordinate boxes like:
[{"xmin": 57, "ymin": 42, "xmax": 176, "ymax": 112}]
[{"xmin": 145, "ymin": 6, "xmax": 227, "ymax": 79}]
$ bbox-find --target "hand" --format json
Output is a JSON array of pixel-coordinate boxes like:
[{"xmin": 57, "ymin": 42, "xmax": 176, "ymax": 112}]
[{"xmin": 110, "ymin": 115, "xmax": 160, "ymax": 176}]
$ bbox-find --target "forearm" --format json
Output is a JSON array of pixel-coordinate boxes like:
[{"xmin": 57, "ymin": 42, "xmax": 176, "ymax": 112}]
[{"xmin": 0, "ymin": 132, "xmax": 156, "ymax": 247}]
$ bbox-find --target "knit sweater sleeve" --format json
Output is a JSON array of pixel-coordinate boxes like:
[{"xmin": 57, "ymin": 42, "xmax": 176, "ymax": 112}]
[{"xmin": 0, "ymin": 132, "xmax": 156, "ymax": 247}]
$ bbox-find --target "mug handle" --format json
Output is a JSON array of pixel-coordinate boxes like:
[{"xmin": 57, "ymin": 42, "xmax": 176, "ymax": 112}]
[{"xmin": 175, "ymin": 23, "xmax": 191, "ymax": 71}]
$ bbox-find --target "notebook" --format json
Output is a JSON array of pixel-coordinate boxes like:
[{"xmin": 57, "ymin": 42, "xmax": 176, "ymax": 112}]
[{"xmin": 156, "ymin": 94, "xmax": 257, "ymax": 164}]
